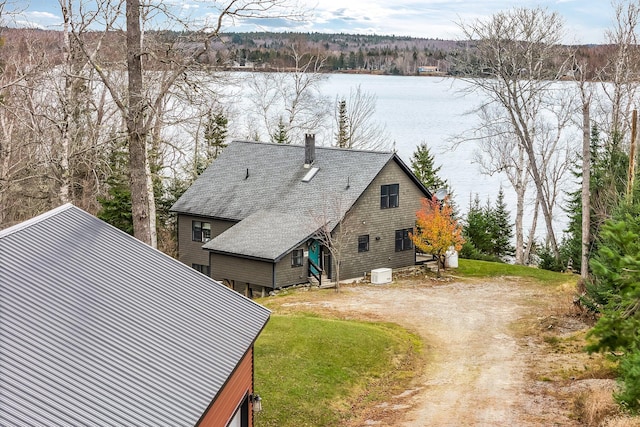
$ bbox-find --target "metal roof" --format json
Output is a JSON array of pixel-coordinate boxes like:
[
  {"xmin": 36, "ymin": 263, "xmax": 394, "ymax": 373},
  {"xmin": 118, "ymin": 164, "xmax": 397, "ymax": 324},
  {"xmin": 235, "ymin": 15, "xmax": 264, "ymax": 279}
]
[{"xmin": 0, "ymin": 204, "xmax": 270, "ymax": 427}]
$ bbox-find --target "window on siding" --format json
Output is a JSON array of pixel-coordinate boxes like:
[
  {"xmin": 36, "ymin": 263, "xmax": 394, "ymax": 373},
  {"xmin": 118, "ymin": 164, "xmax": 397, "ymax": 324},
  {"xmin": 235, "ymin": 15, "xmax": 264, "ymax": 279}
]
[
  {"xmin": 358, "ymin": 235, "xmax": 369, "ymax": 252},
  {"xmin": 291, "ymin": 249, "xmax": 304, "ymax": 267},
  {"xmin": 395, "ymin": 228, "xmax": 413, "ymax": 252},
  {"xmin": 227, "ymin": 395, "xmax": 249, "ymax": 427},
  {"xmin": 192, "ymin": 263, "xmax": 210, "ymax": 276},
  {"xmin": 380, "ymin": 184, "xmax": 399, "ymax": 209},
  {"xmin": 192, "ymin": 220, "xmax": 211, "ymax": 242}
]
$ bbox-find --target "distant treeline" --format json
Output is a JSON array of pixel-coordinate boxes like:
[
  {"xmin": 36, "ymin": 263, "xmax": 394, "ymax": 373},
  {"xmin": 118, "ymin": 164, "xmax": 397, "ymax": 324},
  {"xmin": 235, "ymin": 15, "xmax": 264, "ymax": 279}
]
[{"xmin": 1, "ymin": 27, "xmax": 618, "ymax": 77}]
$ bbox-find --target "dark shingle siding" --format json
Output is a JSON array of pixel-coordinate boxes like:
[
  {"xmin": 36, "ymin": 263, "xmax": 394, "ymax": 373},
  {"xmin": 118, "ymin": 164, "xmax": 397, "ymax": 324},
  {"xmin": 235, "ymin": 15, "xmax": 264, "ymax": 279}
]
[{"xmin": 0, "ymin": 204, "xmax": 270, "ymax": 426}]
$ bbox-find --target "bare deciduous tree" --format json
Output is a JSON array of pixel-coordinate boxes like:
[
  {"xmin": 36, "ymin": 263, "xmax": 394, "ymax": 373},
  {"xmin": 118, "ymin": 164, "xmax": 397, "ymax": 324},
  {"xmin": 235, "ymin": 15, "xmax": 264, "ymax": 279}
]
[
  {"xmin": 312, "ymin": 195, "xmax": 356, "ymax": 293},
  {"xmin": 246, "ymin": 41, "xmax": 329, "ymax": 143},
  {"xmin": 471, "ymin": 105, "xmax": 530, "ymax": 264},
  {"xmin": 66, "ymin": 0, "xmax": 304, "ymax": 246},
  {"xmin": 457, "ymin": 7, "xmax": 571, "ymax": 259},
  {"xmin": 596, "ymin": 0, "xmax": 640, "ymax": 141}
]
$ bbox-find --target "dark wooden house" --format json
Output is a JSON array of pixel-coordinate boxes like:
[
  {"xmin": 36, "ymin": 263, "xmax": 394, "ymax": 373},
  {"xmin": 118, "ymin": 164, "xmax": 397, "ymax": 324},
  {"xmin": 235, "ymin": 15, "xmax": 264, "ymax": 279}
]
[{"xmin": 171, "ymin": 135, "xmax": 432, "ymax": 296}]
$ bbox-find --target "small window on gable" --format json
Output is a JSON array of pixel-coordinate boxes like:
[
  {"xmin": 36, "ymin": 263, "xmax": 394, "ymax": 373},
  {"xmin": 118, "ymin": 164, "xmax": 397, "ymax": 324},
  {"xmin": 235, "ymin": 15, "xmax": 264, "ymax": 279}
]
[
  {"xmin": 381, "ymin": 184, "xmax": 399, "ymax": 209},
  {"xmin": 291, "ymin": 249, "xmax": 304, "ymax": 267},
  {"xmin": 192, "ymin": 221, "xmax": 211, "ymax": 242},
  {"xmin": 358, "ymin": 235, "xmax": 369, "ymax": 253}
]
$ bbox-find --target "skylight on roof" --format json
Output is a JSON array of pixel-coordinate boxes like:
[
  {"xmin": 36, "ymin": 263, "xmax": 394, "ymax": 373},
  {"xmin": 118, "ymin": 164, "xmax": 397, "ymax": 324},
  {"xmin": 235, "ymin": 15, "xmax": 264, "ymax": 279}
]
[{"xmin": 302, "ymin": 167, "xmax": 319, "ymax": 182}]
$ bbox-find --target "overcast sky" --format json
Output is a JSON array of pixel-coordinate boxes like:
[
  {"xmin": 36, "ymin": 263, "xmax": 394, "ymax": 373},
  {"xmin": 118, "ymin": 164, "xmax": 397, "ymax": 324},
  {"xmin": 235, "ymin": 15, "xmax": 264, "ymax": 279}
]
[{"xmin": 18, "ymin": 1, "xmax": 611, "ymax": 44}]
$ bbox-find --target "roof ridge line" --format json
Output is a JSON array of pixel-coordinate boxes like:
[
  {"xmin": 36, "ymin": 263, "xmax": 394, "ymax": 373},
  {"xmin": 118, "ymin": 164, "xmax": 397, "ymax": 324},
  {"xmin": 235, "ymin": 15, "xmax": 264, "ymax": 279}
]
[
  {"xmin": 0, "ymin": 203, "xmax": 75, "ymax": 239},
  {"xmin": 231, "ymin": 139, "xmax": 394, "ymax": 155}
]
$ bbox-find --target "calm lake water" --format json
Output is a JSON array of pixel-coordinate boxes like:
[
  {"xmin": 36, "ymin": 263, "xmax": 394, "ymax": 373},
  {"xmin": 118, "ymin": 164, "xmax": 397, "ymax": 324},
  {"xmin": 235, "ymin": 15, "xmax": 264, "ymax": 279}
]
[
  {"xmin": 229, "ymin": 73, "xmax": 577, "ymax": 239},
  {"xmin": 321, "ymin": 73, "xmax": 576, "ymax": 238}
]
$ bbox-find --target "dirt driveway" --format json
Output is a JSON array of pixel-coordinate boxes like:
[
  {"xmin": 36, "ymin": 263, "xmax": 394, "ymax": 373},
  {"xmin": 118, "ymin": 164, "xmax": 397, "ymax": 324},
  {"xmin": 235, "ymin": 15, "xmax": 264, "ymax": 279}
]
[{"xmin": 293, "ymin": 277, "xmax": 606, "ymax": 426}]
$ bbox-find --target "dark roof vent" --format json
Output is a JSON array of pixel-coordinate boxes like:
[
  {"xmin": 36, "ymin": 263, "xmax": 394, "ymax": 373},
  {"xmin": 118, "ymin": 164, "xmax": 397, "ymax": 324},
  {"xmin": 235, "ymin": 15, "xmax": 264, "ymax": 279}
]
[{"xmin": 304, "ymin": 133, "xmax": 315, "ymax": 167}]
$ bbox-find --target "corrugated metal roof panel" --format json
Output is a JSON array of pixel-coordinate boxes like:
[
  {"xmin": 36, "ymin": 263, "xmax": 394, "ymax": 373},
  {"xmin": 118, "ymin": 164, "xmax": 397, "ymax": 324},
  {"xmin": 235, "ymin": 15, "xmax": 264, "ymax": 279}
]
[{"xmin": 0, "ymin": 204, "xmax": 270, "ymax": 426}]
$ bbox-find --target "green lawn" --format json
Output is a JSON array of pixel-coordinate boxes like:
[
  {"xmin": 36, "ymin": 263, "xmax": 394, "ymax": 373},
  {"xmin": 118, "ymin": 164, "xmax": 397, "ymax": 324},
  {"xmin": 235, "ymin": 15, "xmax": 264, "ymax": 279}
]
[
  {"xmin": 454, "ymin": 258, "xmax": 575, "ymax": 286},
  {"xmin": 253, "ymin": 313, "xmax": 421, "ymax": 427},
  {"xmin": 253, "ymin": 259, "xmax": 574, "ymax": 425}
]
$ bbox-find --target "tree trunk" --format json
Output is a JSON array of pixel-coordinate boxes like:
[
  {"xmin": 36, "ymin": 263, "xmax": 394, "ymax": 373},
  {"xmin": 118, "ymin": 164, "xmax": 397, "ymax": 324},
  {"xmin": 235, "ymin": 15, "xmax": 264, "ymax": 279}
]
[
  {"xmin": 126, "ymin": 0, "xmax": 155, "ymax": 247},
  {"xmin": 524, "ymin": 198, "xmax": 539, "ymax": 265},
  {"xmin": 533, "ymin": 173, "xmax": 557, "ymax": 257},
  {"xmin": 521, "ymin": 129, "xmax": 558, "ymax": 258},
  {"xmin": 514, "ymin": 147, "xmax": 527, "ymax": 264},
  {"xmin": 59, "ymin": 1, "xmax": 72, "ymax": 204},
  {"xmin": 514, "ymin": 185, "xmax": 525, "ymax": 264},
  {"xmin": 580, "ymin": 100, "xmax": 591, "ymax": 283}
]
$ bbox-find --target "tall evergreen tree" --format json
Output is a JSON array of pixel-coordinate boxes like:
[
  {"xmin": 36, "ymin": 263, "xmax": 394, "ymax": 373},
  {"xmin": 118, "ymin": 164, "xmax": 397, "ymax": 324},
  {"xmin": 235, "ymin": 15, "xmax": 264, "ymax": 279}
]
[
  {"xmin": 562, "ymin": 125, "xmax": 629, "ymax": 274},
  {"xmin": 98, "ymin": 144, "xmax": 133, "ymax": 235},
  {"xmin": 196, "ymin": 109, "xmax": 229, "ymax": 176},
  {"xmin": 461, "ymin": 191, "xmax": 514, "ymax": 262},
  {"xmin": 410, "ymin": 142, "xmax": 447, "ymax": 192},
  {"xmin": 490, "ymin": 187, "xmax": 515, "ymax": 259},
  {"xmin": 335, "ymin": 98, "xmax": 350, "ymax": 148},
  {"xmin": 585, "ymin": 201, "xmax": 640, "ymax": 412},
  {"xmin": 462, "ymin": 194, "xmax": 492, "ymax": 256},
  {"xmin": 204, "ymin": 109, "xmax": 228, "ymax": 162},
  {"xmin": 563, "ymin": 124, "xmax": 602, "ymax": 273}
]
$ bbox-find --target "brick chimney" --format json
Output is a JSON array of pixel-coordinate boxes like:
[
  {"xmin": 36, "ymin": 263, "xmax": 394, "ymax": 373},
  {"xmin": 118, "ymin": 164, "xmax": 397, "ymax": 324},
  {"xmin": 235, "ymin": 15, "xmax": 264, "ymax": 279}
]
[{"xmin": 304, "ymin": 133, "xmax": 315, "ymax": 167}]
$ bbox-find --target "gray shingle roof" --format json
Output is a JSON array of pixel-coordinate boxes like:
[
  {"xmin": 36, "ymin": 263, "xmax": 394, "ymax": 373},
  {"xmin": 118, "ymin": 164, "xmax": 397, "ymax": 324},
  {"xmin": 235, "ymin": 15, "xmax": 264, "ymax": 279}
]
[
  {"xmin": 203, "ymin": 210, "xmax": 320, "ymax": 261},
  {"xmin": 170, "ymin": 140, "xmax": 398, "ymax": 222},
  {"xmin": 0, "ymin": 204, "xmax": 270, "ymax": 427}
]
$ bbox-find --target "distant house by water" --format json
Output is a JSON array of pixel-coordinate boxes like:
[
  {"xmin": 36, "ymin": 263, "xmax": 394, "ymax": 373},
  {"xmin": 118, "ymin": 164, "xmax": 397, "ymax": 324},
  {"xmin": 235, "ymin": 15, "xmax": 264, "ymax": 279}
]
[
  {"xmin": 418, "ymin": 65, "xmax": 443, "ymax": 75},
  {"xmin": 0, "ymin": 204, "xmax": 269, "ymax": 427}
]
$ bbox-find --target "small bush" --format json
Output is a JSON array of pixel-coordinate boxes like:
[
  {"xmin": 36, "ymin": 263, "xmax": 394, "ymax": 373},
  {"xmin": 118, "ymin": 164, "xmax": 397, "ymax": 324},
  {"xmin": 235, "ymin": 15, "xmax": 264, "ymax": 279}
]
[
  {"xmin": 459, "ymin": 242, "xmax": 503, "ymax": 263},
  {"xmin": 537, "ymin": 245, "xmax": 566, "ymax": 272},
  {"xmin": 574, "ymin": 387, "xmax": 619, "ymax": 426}
]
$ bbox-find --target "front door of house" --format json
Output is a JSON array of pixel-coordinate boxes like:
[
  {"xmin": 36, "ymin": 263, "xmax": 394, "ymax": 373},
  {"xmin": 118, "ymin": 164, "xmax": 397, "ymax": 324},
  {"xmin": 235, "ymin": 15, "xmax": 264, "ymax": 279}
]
[
  {"xmin": 322, "ymin": 250, "xmax": 332, "ymax": 280},
  {"xmin": 309, "ymin": 240, "xmax": 320, "ymax": 276}
]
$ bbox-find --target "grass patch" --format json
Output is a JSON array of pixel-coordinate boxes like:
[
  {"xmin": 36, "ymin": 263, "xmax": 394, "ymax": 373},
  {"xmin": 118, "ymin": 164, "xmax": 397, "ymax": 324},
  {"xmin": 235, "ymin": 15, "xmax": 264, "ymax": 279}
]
[
  {"xmin": 254, "ymin": 313, "xmax": 421, "ymax": 427},
  {"xmin": 454, "ymin": 259, "xmax": 575, "ymax": 286}
]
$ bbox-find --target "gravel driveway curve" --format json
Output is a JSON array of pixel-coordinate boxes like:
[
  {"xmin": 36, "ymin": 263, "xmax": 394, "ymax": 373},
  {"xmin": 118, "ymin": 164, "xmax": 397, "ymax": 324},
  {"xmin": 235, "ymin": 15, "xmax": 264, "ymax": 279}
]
[{"xmin": 315, "ymin": 280, "xmax": 582, "ymax": 427}]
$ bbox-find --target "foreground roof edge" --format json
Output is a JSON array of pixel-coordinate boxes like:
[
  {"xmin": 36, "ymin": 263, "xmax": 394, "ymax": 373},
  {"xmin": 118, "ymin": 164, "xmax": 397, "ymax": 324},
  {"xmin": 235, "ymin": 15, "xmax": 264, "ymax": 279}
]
[
  {"xmin": 2, "ymin": 203, "xmax": 271, "ymax": 314},
  {"xmin": 0, "ymin": 202, "xmax": 74, "ymax": 239}
]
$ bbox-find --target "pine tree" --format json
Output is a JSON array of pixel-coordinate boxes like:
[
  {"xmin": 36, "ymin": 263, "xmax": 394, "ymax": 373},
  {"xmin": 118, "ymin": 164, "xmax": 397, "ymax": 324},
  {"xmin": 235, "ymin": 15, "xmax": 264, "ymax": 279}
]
[
  {"xmin": 562, "ymin": 124, "xmax": 602, "ymax": 273},
  {"xmin": 490, "ymin": 187, "xmax": 515, "ymax": 259},
  {"xmin": 585, "ymin": 203, "xmax": 640, "ymax": 412},
  {"xmin": 271, "ymin": 117, "xmax": 290, "ymax": 144},
  {"xmin": 462, "ymin": 194, "xmax": 492, "ymax": 256},
  {"xmin": 562, "ymin": 125, "xmax": 629, "ymax": 274},
  {"xmin": 410, "ymin": 142, "xmax": 447, "ymax": 192},
  {"xmin": 204, "ymin": 109, "xmax": 228, "ymax": 162},
  {"xmin": 98, "ymin": 145, "xmax": 133, "ymax": 235},
  {"xmin": 336, "ymin": 98, "xmax": 350, "ymax": 148}
]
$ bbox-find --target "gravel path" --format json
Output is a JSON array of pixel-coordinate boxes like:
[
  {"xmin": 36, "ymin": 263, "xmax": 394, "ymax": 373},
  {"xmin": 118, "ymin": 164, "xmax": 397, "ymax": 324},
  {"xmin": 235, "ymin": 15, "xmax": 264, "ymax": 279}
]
[{"xmin": 316, "ymin": 280, "xmax": 581, "ymax": 426}]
